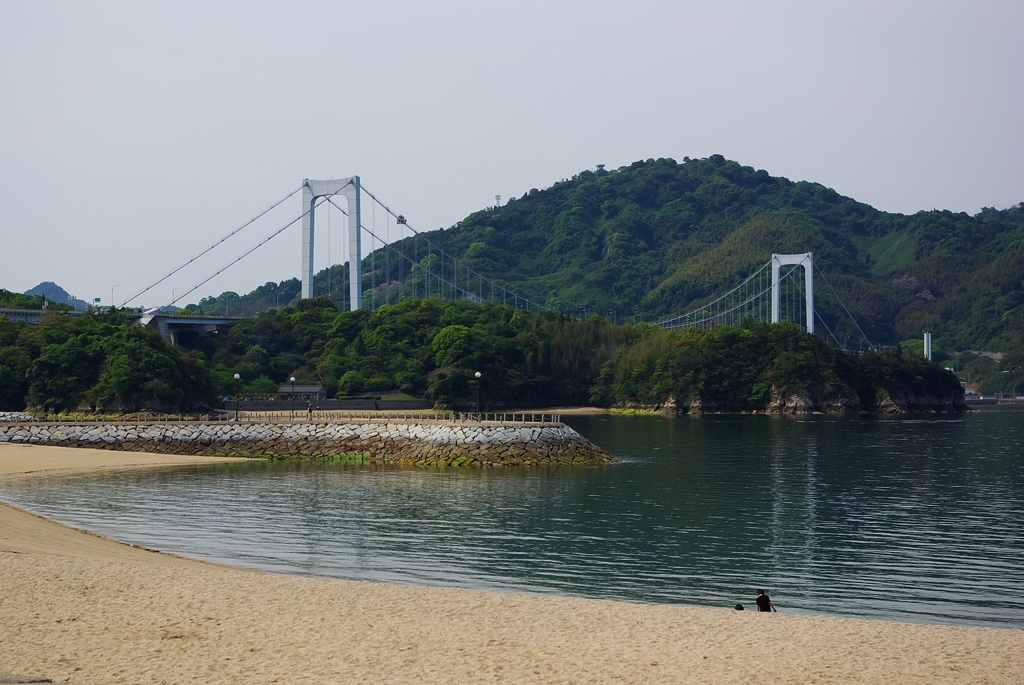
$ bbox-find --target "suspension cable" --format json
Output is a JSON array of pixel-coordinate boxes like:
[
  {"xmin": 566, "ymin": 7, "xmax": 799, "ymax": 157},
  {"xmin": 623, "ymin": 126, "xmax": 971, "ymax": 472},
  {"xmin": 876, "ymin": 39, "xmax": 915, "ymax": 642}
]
[
  {"xmin": 121, "ymin": 184, "xmax": 304, "ymax": 307},
  {"xmin": 816, "ymin": 265, "xmax": 874, "ymax": 348},
  {"xmin": 324, "ymin": 191, "xmax": 548, "ymax": 311},
  {"xmin": 655, "ymin": 261, "xmax": 772, "ymax": 328},
  {"xmin": 158, "ymin": 197, "xmax": 324, "ymax": 310}
]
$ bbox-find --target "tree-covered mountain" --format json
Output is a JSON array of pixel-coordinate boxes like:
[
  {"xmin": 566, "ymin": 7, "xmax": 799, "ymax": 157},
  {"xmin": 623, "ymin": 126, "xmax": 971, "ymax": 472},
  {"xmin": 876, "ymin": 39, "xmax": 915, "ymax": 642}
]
[
  {"xmin": 189, "ymin": 156, "xmax": 1024, "ymax": 393},
  {"xmin": 437, "ymin": 157, "xmax": 1022, "ymax": 351}
]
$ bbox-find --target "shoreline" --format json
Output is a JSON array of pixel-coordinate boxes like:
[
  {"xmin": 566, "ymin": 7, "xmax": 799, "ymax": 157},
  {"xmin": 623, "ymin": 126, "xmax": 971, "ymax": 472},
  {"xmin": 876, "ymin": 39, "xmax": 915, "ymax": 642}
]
[{"xmin": 1, "ymin": 443, "xmax": 1021, "ymax": 684}]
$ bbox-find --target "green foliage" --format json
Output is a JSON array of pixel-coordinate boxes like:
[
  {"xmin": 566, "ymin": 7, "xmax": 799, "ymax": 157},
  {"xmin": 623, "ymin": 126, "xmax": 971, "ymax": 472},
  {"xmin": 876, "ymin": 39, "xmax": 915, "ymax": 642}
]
[
  {"xmin": 89, "ymin": 327, "xmax": 190, "ymax": 410},
  {"xmin": 0, "ymin": 309, "xmax": 217, "ymax": 412},
  {"xmin": 432, "ymin": 325, "xmax": 473, "ymax": 368},
  {"xmin": 1, "ymin": 301, "xmax": 962, "ymax": 413},
  {"xmin": 191, "ymin": 279, "xmax": 301, "ymax": 315},
  {"xmin": 0, "ymin": 289, "xmax": 52, "ymax": 310},
  {"xmin": 0, "ymin": 316, "xmax": 30, "ymax": 410},
  {"xmin": 169, "ymin": 299, "xmax": 632, "ymax": 409},
  {"xmin": 247, "ymin": 376, "xmax": 280, "ymax": 395},
  {"xmin": 592, "ymin": 321, "xmax": 959, "ymax": 411}
]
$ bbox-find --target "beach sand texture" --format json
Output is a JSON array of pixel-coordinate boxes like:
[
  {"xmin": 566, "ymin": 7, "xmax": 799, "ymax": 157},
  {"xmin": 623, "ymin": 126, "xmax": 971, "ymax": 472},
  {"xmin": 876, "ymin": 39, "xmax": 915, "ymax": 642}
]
[{"xmin": 1, "ymin": 443, "xmax": 1020, "ymax": 684}]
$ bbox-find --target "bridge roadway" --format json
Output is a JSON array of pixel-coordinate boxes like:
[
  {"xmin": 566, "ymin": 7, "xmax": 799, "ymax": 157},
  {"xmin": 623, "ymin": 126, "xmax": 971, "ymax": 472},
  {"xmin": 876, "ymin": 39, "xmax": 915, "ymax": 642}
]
[{"xmin": 0, "ymin": 308, "xmax": 242, "ymax": 345}]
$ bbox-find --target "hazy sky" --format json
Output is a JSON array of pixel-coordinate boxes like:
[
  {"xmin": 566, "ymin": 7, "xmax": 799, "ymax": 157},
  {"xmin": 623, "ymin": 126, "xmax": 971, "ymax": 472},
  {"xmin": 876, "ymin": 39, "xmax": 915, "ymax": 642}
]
[{"xmin": 2, "ymin": 0, "xmax": 1021, "ymax": 308}]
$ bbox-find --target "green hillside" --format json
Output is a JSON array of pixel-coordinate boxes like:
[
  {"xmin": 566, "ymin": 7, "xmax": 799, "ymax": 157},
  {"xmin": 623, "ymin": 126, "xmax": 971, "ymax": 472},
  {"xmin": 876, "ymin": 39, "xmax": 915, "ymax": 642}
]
[{"xmin": 191, "ymin": 156, "xmax": 1024, "ymax": 393}]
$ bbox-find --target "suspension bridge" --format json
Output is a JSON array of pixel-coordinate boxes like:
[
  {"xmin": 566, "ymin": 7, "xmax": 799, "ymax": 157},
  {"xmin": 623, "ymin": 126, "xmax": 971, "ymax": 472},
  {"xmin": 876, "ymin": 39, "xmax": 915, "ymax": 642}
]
[
  {"xmin": 106, "ymin": 176, "xmax": 870, "ymax": 349},
  {"xmin": 653, "ymin": 252, "xmax": 872, "ymax": 350},
  {"xmin": 121, "ymin": 176, "xmax": 548, "ymax": 317}
]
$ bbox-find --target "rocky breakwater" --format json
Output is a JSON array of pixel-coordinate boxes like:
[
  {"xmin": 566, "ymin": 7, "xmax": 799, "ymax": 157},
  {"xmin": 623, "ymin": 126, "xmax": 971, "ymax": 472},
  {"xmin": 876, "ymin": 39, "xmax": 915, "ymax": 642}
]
[{"xmin": 0, "ymin": 420, "xmax": 618, "ymax": 467}]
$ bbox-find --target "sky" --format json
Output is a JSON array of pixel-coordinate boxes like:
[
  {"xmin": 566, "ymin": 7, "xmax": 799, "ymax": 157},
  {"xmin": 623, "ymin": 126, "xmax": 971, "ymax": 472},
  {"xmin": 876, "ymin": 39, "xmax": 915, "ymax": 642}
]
[{"xmin": 1, "ymin": 0, "xmax": 1021, "ymax": 308}]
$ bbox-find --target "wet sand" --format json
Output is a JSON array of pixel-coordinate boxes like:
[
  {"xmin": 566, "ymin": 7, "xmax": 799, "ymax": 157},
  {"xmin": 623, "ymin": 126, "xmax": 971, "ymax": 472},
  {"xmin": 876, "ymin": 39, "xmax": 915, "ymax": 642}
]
[{"xmin": 1, "ymin": 443, "xmax": 1020, "ymax": 684}]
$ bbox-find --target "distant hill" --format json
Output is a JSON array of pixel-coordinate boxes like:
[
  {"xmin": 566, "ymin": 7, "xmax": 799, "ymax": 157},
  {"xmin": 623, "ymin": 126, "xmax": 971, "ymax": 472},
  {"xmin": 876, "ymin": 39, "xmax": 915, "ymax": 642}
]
[
  {"xmin": 23, "ymin": 282, "xmax": 91, "ymax": 310},
  {"xmin": 189, "ymin": 156, "xmax": 1024, "ymax": 392}
]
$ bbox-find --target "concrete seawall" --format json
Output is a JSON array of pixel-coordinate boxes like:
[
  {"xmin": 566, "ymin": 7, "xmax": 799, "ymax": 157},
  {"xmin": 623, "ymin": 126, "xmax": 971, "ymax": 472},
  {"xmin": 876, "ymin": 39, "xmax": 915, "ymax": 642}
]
[{"xmin": 0, "ymin": 421, "xmax": 618, "ymax": 467}]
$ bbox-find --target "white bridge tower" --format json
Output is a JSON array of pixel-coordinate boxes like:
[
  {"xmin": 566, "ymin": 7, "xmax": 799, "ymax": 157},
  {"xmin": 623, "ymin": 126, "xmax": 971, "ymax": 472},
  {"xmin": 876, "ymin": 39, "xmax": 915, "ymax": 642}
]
[
  {"xmin": 300, "ymin": 177, "xmax": 361, "ymax": 310},
  {"xmin": 771, "ymin": 253, "xmax": 814, "ymax": 334}
]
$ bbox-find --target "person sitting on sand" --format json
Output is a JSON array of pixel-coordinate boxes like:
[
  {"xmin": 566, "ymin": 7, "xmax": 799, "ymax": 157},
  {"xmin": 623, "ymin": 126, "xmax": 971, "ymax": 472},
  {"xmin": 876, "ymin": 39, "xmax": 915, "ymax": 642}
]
[{"xmin": 755, "ymin": 589, "xmax": 776, "ymax": 612}]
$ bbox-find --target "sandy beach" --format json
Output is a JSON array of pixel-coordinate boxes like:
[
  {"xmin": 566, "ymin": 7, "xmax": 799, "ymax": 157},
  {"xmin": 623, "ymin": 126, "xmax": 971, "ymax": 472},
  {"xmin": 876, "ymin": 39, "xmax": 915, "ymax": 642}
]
[{"xmin": 1, "ymin": 443, "xmax": 1020, "ymax": 684}]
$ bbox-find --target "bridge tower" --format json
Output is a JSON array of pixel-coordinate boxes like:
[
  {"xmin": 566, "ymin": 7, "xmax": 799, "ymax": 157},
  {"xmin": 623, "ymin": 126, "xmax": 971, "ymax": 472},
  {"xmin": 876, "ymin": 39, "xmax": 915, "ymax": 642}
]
[
  {"xmin": 771, "ymin": 253, "xmax": 814, "ymax": 334},
  {"xmin": 301, "ymin": 177, "xmax": 361, "ymax": 309}
]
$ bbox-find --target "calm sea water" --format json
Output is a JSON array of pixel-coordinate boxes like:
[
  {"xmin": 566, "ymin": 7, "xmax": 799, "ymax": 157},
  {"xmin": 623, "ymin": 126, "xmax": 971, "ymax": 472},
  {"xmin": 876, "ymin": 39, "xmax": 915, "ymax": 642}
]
[{"xmin": 2, "ymin": 409, "xmax": 1022, "ymax": 628}]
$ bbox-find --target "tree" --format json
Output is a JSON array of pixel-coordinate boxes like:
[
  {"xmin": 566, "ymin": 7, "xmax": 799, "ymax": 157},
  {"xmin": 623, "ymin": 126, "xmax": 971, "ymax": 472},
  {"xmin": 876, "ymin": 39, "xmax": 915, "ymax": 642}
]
[
  {"xmin": 338, "ymin": 370, "xmax": 367, "ymax": 396},
  {"xmin": 432, "ymin": 325, "xmax": 474, "ymax": 369},
  {"xmin": 28, "ymin": 336, "xmax": 99, "ymax": 411},
  {"xmin": 91, "ymin": 328, "xmax": 192, "ymax": 411}
]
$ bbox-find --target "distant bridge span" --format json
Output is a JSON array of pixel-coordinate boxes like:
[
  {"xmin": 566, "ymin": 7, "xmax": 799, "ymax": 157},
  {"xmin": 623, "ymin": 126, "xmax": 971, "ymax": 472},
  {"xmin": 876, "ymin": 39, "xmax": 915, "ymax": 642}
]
[{"xmin": 655, "ymin": 253, "xmax": 816, "ymax": 334}]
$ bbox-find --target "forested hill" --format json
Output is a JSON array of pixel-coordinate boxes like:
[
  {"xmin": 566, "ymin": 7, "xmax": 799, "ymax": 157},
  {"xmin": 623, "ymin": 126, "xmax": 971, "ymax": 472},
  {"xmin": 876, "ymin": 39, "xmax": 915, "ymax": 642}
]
[
  {"xmin": 196, "ymin": 156, "xmax": 1024, "ymax": 387},
  {"xmin": 434, "ymin": 157, "xmax": 1023, "ymax": 352}
]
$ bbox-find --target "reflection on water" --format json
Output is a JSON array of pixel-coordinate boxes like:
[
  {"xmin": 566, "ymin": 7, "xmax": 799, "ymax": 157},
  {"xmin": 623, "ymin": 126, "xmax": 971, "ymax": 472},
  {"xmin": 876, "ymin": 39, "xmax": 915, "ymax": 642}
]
[{"xmin": 2, "ymin": 409, "xmax": 1022, "ymax": 628}]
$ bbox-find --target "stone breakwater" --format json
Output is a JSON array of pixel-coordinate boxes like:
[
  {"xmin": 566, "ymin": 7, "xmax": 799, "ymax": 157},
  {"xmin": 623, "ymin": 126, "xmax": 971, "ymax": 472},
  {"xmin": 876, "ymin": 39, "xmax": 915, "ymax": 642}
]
[{"xmin": 0, "ymin": 421, "xmax": 618, "ymax": 467}]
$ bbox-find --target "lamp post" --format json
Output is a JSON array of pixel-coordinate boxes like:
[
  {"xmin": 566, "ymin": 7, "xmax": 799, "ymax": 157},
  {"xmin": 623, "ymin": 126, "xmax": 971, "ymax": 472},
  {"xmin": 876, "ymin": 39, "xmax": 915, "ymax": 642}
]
[
  {"xmin": 474, "ymin": 371, "xmax": 482, "ymax": 416},
  {"xmin": 233, "ymin": 373, "xmax": 240, "ymax": 420},
  {"xmin": 110, "ymin": 284, "xmax": 118, "ymax": 309},
  {"xmin": 289, "ymin": 376, "xmax": 296, "ymax": 420}
]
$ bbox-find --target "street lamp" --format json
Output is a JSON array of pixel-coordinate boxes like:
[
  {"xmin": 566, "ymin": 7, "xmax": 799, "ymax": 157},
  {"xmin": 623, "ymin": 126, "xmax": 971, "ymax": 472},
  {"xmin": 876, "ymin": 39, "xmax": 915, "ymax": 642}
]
[
  {"xmin": 233, "ymin": 373, "xmax": 240, "ymax": 420},
  {"xmin": 111, "ymin": 284, "xmax": 118, "ymax": 309},
  {"xmin": 474, "ymin": 371, "xmax": 482, "ymax": 415},
  {"xmin": 289, "ymin": 376, "xmax": 296, "ymax": 419}
]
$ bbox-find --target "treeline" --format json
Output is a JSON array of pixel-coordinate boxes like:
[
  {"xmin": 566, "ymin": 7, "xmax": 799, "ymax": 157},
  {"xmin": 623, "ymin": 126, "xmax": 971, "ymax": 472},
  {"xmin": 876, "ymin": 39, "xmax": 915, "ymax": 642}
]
[
  {"xmin": 0, "ymin": 308, "xmax": 212, "ymax": 412},
  {"xmin": 591, "ymin": 321, "xmax": 963, "ymax": 412},
  {"xmin": 0, "ymin": 288, "xmax": 73, "ymax": 312},
  {"xmin": 0, "ymin": 297, "xmax": 961, "ymax": 413},
  {"xmin": 186, "ymin": 297, "xmax": 629, "ymax": 410}
]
